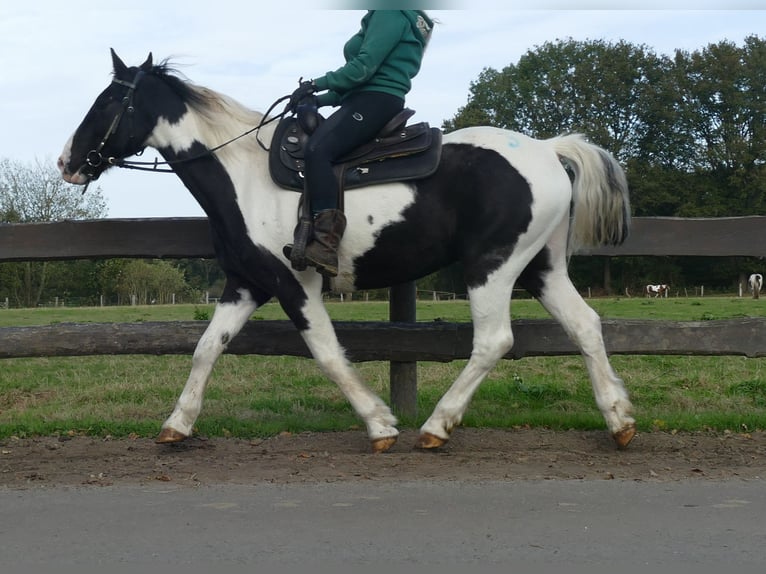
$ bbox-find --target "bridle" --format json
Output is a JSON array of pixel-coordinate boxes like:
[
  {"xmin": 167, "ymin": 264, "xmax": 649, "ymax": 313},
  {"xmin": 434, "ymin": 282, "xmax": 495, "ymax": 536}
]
[
  {"xmin": 79, "ymin": 70, "xmax": 145, "ymax": 187},
  {"xmin": 78, "ymin": 68, "xmax": 292, "ymax": 191}
]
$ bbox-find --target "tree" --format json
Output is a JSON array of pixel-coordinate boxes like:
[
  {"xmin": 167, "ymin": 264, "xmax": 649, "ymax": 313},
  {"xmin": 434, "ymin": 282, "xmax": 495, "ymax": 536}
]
[
  {"xmin": 0, "ymin": 158, "xmax": 107, "ymax": 222},
  {"xmin": 443, "ymin": 39, "xmax": 672, "ymax": 164},
  {"xmin": 671, "ymin": 37, "xmax": 766, "ymax": 216},
  {"xmin": 116, "ymin": 260, "xmax": 188, "ymax": 305},
  {"xmin": 440, "ymin": 36, "xmax": 766, "ymax": 294},
  {"xmin": 0, "ymin": 158, "xmax": 107, "ymax": 307}
]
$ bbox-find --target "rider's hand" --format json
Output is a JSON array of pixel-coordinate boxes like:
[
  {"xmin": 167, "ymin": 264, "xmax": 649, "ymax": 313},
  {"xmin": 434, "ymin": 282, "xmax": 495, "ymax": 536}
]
[{"xmin": 288, "ymin": 80, "xmax": 317, "ymax": 113}]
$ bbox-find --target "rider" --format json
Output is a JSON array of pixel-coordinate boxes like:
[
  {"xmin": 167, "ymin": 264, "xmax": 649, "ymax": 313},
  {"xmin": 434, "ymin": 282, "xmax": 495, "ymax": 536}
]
[{"xmin": 284, "ymin": 10, "xmax": 434, "ymax": 277}]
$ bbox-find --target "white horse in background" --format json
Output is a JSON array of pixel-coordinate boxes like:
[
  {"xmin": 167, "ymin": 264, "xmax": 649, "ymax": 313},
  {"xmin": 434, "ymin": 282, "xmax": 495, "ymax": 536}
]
[{"xmin": 749, "ymin": 274, "xmax": 763, "ymax": 299}]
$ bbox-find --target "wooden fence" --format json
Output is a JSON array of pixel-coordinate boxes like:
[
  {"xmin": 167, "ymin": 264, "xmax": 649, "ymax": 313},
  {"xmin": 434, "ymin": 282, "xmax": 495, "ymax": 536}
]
[{"xmin": 2, "ymin": 216, "xmax": 766, "ymax": 414}]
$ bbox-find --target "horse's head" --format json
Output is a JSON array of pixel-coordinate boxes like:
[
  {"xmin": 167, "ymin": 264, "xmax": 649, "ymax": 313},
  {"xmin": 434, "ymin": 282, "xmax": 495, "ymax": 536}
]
[{"xmin": 58, "ymin": 49, "xmax": 155, "ymax": 186}]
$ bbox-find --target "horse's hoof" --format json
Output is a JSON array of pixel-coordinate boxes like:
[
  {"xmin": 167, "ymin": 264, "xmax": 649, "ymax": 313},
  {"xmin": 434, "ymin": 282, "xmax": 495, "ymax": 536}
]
[
  {"xmin": 613, "ymin": 424, "xmax": 637, "ymax": 449},
  {"xmin": 371, "ymin": 436, "xmax": 397, "ymax": 453},
  {"xmin": 156, "ymin": 428, "xmax": 188, "ymax": 444},
  {"xmin": 415, "ymin": 432, "xmax": 448, "ymax": 450}
]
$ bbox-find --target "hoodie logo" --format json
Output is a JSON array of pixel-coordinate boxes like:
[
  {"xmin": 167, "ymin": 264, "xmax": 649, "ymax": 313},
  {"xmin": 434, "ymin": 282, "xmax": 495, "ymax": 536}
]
[{"xmin": 416, "ymin": 15, "xmax": 432, "ymax": 43}]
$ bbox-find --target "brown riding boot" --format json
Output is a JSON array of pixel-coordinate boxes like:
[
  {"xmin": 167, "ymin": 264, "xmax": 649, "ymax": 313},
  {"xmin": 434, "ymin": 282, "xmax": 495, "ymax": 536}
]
[{"xmin": 303, "ymin": 209, "xmax": 347, "ymax": 277}]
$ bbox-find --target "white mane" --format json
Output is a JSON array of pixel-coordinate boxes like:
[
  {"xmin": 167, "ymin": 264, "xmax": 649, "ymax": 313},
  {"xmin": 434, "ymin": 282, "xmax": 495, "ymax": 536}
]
[{"xmin": 155, "ymin": 79, "xmax": 272, "ymax": 164}]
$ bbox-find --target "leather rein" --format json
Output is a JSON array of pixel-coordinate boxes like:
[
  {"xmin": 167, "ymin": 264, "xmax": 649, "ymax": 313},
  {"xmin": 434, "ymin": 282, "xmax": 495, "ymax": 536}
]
[{"xmin": 81, "ymin": 69, "xmax": 290, "ymax": 187}]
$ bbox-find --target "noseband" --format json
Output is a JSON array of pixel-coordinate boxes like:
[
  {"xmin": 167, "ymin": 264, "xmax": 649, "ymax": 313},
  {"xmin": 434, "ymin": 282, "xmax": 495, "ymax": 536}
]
[{"xmin": 79, "ymin": 70, "xmax": 145, "ymax": 183}]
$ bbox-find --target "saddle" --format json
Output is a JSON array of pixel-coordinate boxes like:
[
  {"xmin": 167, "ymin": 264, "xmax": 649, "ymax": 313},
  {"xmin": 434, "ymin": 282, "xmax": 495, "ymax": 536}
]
[{"xmin": 268, "ymin": 107, "xmax": 442, "ymax": 194}]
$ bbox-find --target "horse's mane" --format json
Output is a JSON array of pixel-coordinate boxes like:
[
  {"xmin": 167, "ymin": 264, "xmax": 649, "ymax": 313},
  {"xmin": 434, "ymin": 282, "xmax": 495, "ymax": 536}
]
[{"xmin": 148, "ymin": 59, "xmax": 266, "ymax": 150}]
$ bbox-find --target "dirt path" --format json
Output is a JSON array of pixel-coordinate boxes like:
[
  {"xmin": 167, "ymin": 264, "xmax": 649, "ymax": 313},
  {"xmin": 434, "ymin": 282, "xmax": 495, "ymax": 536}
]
[{"xmin": 2, "ymin": 428, "xmax": 764, "ymax": 488}]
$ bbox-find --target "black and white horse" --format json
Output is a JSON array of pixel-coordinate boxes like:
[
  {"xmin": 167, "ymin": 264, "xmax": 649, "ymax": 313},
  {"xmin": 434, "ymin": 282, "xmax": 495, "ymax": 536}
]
[
  {"xmin": 749, "ymin": 274, "xmax": 763, "ymax": 299},
  {"xmin": 58, "ymin": 51, "xmax": 636, "ymax": 451}
]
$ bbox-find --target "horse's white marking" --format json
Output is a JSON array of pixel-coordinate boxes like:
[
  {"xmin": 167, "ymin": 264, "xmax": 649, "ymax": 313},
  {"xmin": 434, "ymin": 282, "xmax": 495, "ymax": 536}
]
[
  {"xmin": 57, "ymin": 134, "xmax": 90, "ymax": 184},
  {"xmin": 161, "ymin": 288, "xmax": 258, "ymax": 437}
]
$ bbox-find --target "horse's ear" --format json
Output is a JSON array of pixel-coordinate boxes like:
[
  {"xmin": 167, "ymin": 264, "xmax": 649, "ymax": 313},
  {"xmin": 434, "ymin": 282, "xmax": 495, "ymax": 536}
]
[
  {"xmin": 140, "ymin": 52, "xmax": 153, "ymax": 72},
  {"xmin": 111, "ymin": 48, "xmax": 128, "ymax": 77}
]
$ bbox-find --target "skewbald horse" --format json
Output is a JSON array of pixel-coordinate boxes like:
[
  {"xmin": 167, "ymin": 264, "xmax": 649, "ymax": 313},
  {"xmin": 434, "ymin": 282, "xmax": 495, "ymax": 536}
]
[
  {"xmin": 58, "ymin": 51, "xmax": 636, "ymax": 451},
  {"xmin": 645, "ymin": 284, "xmax": 669, "ymax": 298}
]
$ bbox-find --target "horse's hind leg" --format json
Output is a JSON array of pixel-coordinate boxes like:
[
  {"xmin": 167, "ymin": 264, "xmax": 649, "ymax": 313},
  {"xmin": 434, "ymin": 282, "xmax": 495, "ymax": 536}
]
[
  {"xmin": 537, "ymin": 268, "xmax": 636, "ymax": 448},
  {"xmin": 417, "ymin": 280, "xmax": 515, "ymax": 449},
  {"xmin": 156, "ymin": 286, "xmax": 259, "ymax": 443}
]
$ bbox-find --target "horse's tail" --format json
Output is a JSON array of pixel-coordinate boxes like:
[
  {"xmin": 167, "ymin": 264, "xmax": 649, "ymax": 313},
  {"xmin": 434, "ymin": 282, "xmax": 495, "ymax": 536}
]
[{"xmin": 550, "ymin": 134, "xmax": 631, "ymax": 256}]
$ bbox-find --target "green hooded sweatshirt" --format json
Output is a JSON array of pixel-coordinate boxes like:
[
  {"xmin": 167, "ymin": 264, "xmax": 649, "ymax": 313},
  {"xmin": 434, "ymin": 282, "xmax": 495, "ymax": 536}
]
[{"xmin": 313, "ymin": 10, "xmax": 433, "ymax": 107}]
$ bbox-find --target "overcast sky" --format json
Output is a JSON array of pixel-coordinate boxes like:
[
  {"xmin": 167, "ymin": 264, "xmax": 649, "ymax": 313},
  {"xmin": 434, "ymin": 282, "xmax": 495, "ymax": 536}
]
[{"xmin": 1, "ymin": 1, "xmax": 764, "ymax": 218}]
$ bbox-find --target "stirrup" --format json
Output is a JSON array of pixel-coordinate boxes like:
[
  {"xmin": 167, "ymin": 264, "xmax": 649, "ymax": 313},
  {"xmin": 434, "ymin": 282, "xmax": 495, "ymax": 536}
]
[{"xmin": 283, "ymin": 216, "xmax": 313, "ymax": 271}]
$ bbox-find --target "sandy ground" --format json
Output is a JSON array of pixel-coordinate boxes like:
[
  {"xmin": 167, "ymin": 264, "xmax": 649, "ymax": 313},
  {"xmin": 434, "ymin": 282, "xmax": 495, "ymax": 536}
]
[{"xmin": 2, "ymin": 427, "xmax": 764, "ymax": 488}]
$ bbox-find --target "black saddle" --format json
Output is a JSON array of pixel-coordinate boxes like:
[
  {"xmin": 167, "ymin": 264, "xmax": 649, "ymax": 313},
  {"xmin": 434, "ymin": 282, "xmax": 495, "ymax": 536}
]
[{"xmin": 269, "ymin": 107, "xmax": 442, "ymax": 193}]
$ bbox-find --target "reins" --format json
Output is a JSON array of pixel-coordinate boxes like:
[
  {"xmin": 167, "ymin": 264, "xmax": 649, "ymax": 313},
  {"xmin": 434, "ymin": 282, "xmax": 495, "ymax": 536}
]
[
  {"xmin": 112, "ymin": 93, "xmax": 292, "ymax": 174},
  {"xmin": 112, "ymin": 96, "xmax": 290, "ymax": 173}
]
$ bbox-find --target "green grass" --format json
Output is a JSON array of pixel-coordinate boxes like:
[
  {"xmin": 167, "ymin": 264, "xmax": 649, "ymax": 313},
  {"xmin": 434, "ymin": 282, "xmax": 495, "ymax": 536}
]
[
  {"xmin": 3, "ymin": 294, "xmax": 766, "ymax": 326},
  {"xmin": 1, "ymin": 296, "xmax": 766, "ymax": 439}
]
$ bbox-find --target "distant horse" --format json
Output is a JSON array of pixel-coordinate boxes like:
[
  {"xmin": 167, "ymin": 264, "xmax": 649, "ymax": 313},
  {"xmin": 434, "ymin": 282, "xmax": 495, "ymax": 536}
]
[
  {"xmin": 749, "ymin": 274, "xmax": 763, "ymax": 299},
  {"xmin": 58, "ymin": 51, "xmax": 636, "ymax": 451},
  {"xmin": 645, "ymin": 284, "xmax": 669, "ymax": 298}
]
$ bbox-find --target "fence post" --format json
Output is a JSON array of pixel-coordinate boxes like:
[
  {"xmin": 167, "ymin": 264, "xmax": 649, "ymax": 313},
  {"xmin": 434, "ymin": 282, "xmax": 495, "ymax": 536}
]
[{"xmin": 389, "ymin": 281, "xmax": 417, "ymax": 418}]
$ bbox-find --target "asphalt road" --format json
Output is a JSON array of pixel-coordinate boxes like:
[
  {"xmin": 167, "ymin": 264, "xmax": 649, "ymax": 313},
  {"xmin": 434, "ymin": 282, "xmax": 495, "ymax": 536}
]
[{"xmin": 2, "ymin": 479, "xmax": 764, "ymax": 568}]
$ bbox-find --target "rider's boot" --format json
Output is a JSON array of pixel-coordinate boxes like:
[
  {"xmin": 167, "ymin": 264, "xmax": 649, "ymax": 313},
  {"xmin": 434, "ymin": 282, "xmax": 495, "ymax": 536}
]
[
  {"xmin": 302, "ymin": 209, "xmax": 346, "ymax": 278},
  {"xmin": 284, "ymin": 209, "xmax": 346, "ymax": 278}
]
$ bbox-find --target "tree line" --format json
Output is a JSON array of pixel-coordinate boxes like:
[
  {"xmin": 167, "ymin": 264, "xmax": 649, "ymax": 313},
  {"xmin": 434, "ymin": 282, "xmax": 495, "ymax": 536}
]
[
  {"xmin": 2, "ymin": 35, "xmax": 764, "ymax": 306},
  {"xmin": 435, "ymin": 35, "xmax": 766, "ymax": 295}
]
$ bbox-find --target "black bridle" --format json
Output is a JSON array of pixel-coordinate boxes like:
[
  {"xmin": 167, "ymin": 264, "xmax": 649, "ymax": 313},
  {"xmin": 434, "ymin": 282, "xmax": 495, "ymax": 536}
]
[
  {"xmin": 79, "ymin": 71, "xmax": 145, "ymax": 186},
  {"xmin": 78, "ymin": 70, "xmax": 292, "ymax": 193}
]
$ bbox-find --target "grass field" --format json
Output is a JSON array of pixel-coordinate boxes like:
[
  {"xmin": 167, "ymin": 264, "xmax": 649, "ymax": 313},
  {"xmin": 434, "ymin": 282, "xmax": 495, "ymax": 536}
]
[{"xmin": 1, "ymin": 296, "xmax": 765, "ymax": 438}]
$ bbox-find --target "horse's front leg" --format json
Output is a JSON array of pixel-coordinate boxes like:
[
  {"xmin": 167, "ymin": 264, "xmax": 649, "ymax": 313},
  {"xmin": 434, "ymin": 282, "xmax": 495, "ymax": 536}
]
[
  {"xmin": 156, "ymin": 288, "xmax": 258, "ymax": 443},
  {"xmin": 293, "ymin": 287, "xmax": 399, "ymax": 452}
]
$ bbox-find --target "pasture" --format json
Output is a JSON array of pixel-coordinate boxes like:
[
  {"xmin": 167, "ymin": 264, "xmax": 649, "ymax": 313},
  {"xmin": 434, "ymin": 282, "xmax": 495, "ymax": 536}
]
[{"xmin": 1, "ymin": 296, "xmax": 765, "ymax": 439}]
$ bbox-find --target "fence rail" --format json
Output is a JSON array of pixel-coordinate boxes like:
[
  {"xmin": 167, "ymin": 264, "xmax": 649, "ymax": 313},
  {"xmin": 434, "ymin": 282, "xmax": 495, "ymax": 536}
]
[
  {"xmin": 3, "ymin": 215, "xmax": 766, "ymax": 261},
  {"xmin": 2, "ymin": 318, "xmax": 765, "ymax": 361},
  {"xmin": 2, "ymin": 216, "xmax": 766, "ymax": 413}
]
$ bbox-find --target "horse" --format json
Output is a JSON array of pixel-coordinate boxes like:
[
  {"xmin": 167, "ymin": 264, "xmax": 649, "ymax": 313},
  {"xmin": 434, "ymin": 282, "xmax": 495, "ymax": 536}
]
[
  {"xmin": 58, "ymin": 50, "xmax": 636, "ymax": 451},
  {"xmin": 645, "ymin": 284, "xmax": 669, "ymax": 298},
  {"xmin": 749, "ymin": 274, "xmax": 763, "ymax": 299}
]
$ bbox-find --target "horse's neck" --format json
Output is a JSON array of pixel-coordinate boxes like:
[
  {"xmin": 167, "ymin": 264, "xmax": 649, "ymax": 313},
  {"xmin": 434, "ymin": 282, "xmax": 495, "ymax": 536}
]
[
  {"xmin": 150, "ymin": 114, "xmax": 291, "ymax": 239},
  {"xmin": 148, "ymin": 108, "xmax": 272, "ymax": 160}
]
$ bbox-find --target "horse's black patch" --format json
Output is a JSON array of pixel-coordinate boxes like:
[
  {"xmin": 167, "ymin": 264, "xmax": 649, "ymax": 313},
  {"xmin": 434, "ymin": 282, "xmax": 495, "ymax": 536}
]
[
  {"xmin": 144, "ymin": 66, "xmax": 205, "ymax": 125},
  {"xmin": 157, "ymin": 141, "xmax": 310, "ymax": 331},
  {"xmin": 352, "ymin": 144, "xmax": 534, "ymax": 290},
  {"xmin": 517, "ymin": 247, "xmax": 552, "ymax": 299}
]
